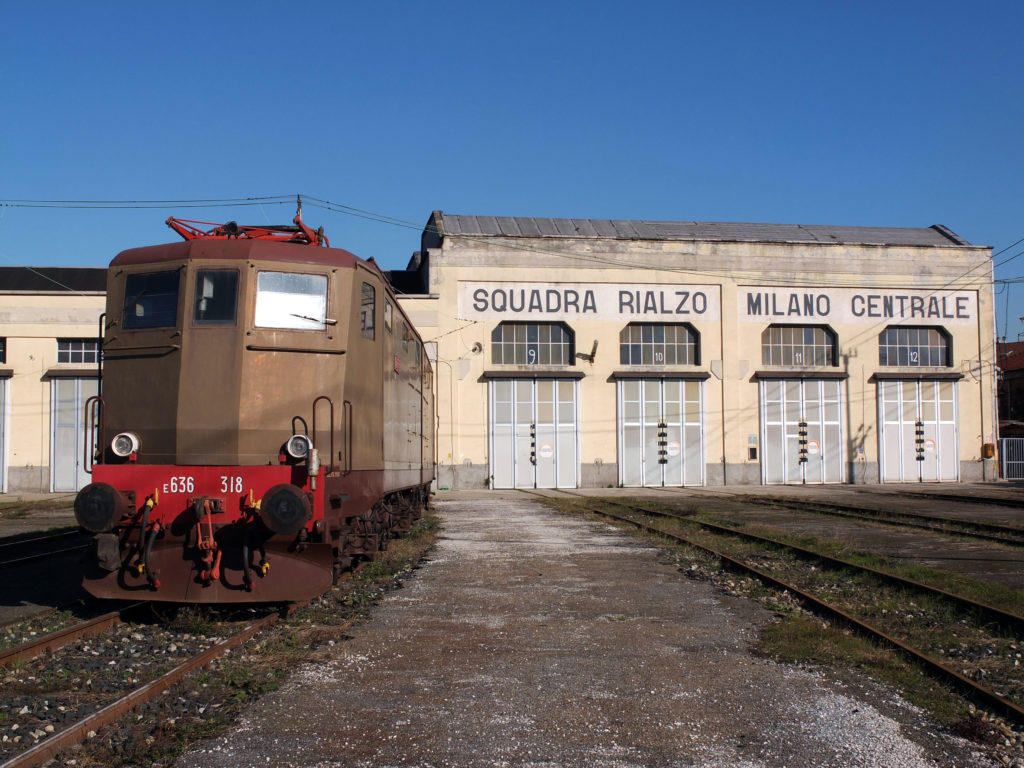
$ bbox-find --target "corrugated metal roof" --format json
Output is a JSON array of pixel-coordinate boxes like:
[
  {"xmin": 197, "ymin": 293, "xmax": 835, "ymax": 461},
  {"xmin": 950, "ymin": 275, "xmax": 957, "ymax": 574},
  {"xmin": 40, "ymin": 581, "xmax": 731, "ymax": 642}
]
[{"xmin": 433, "ymin": 213, "xmax": 971, "ymax": 248}]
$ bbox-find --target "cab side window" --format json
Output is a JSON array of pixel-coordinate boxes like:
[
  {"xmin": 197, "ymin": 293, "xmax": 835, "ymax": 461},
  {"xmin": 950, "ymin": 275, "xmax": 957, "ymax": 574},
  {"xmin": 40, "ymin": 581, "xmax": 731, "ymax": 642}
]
[
  {"xmin": 194, "ymin": 270, "xmax": 239, "ymax": 325},
  {"xmin": 361, "ymin": 283, "xmax": 375, "ymax": 340}
]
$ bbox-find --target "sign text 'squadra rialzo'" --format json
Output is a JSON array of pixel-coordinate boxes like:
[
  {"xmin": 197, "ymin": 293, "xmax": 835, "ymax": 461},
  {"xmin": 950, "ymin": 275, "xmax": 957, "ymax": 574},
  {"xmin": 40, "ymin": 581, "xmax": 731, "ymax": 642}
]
[{"xmin": 459, "ymin": 282, "xmax": 722, "ymax": 321}]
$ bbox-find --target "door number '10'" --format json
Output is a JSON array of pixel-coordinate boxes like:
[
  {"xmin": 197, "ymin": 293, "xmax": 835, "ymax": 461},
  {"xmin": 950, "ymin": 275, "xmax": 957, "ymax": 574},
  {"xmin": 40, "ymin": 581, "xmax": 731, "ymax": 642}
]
[{"xmin": 220, "ymin": 476, "xmax": 244, "ymax": 493}]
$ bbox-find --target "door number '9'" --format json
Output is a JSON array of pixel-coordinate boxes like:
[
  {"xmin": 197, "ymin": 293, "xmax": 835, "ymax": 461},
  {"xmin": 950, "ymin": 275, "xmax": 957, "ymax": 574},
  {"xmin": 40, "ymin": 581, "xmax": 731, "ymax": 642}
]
[{"xmin": 220, "ymin": 476, "xmax": 244, "ymax": 493}]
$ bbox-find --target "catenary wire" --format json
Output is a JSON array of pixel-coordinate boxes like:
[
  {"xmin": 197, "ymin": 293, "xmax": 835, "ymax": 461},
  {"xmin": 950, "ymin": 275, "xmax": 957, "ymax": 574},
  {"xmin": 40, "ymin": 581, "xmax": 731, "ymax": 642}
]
[
  {"xmin": 0, "ymin": 195, "xmax": 1002, "ymax": 290},
  {"xmin": 0, "ymin": 190, "xmax": 1012, "ymax": 354}
]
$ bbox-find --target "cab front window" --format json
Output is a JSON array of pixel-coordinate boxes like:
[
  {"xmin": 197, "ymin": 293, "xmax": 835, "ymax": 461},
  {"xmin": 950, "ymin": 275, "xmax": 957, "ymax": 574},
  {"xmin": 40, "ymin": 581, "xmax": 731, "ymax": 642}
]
[
  {"xmin": 255, "ymin": 272, "xmax": 328, "ymax": 330},
  {"xmin": 123, "ymin": 270, "xmax": 180, "ymax": 329},
  {"xmin": 194, "ymin": 270, "xmax": 239, "ymax": 326}
]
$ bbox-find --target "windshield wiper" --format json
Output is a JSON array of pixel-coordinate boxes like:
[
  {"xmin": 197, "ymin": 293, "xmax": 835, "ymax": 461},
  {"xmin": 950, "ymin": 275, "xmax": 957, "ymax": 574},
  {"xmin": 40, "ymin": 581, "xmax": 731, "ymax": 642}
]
[{"xmin": 290, "ymin": 313, "xmax": 337, "ymax": 326}]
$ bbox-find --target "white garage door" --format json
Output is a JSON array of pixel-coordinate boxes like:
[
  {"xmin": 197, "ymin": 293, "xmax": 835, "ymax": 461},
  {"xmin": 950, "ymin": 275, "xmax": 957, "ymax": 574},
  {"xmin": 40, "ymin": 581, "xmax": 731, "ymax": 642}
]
[
  {"xmin": 879, "ymin": 379, "xmax": 958, "ymax": 482},
  {"xmin": 618, "ymin": 379, "xmax": 704, "ymax": 487},
  {"xmin": 490, "ymin": 379, "xmax": 578, "ymax": 489},
  {"xmin": 761, "ymin": 379, "xmax": 844, "ymax": 484}
]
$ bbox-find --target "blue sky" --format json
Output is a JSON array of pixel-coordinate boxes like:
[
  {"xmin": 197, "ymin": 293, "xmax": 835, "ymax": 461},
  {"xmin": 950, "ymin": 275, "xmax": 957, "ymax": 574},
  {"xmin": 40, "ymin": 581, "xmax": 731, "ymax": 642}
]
[{"xmin": 3, "ymin": 1, "xmax": 1022, "ymax": 333}]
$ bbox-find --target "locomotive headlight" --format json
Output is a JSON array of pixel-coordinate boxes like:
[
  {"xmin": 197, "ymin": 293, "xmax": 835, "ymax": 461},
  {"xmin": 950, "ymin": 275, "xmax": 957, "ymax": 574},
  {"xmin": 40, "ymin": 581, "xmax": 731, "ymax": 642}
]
[
  {"xmin": 111, "ymin": 432, "xmax": 141, "ymax": 458},
  {"xmin": 285, "ymin": 434, "xmax": 314, "ymax": 460}
]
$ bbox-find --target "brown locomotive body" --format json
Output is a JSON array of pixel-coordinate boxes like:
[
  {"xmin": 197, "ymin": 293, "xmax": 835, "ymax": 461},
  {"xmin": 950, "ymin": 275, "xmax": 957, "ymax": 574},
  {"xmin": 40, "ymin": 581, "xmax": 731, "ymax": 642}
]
[{"xmin": 74, "ymin": 215, "xmax": 435, "ymax": 602}]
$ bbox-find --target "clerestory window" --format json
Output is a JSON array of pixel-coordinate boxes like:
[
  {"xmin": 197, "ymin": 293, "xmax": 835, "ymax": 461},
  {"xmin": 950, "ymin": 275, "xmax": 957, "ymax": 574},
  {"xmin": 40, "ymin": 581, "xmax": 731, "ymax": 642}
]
[
  {"xmin": 761, "ymin": 325, "xmax": 837, "ymax": 366},
  {"xmin": 619, "ymin": 323, "xmax": 698, "ymax": 366},
  {"xmin": 491, "ymin": 322, "xmax": 574, "ymax": 365}
]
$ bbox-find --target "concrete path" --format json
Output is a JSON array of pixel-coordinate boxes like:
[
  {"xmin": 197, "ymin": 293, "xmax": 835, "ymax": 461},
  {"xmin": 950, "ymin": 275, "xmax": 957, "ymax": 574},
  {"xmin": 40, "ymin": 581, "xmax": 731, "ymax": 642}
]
[{"xmin": 176, "ymin": 496, "xmax": 991, "ymax": 768}]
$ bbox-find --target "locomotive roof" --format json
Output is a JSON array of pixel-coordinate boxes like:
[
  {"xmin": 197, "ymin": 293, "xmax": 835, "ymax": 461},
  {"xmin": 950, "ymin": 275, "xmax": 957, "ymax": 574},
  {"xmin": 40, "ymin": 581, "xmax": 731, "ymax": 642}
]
[{"xmin": 111, "ymin": 238, "xmax": 362, "ymax": 269}]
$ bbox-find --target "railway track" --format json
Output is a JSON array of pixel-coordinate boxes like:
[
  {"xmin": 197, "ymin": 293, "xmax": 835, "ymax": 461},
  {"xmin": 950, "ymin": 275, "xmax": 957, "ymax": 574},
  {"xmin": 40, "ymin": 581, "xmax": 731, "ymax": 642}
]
[
  {"xmin": 648, "ymin": 486, "xmax": 1024, "ymax": 547},
  {"xmin": 529, "ymin": 490, "xmax": 1024, "ymax": 727},
  {"xmin": 880, "ymin": 488, "xmax": 1024, "ymax": 510},
  {"xmin": 0, "ymin": 610, "xmax": 286, "ymax": 768},
  {"xmin": 722, "ymin": 493, "xmax": 1024, "ymax": 547},
  {"xmin": 0, "ymin": 560, "xmax": 377, "ymax": 768},
  {"xmin": 0, "ymin": 603, "xmax": 148, "ymax": 669}
]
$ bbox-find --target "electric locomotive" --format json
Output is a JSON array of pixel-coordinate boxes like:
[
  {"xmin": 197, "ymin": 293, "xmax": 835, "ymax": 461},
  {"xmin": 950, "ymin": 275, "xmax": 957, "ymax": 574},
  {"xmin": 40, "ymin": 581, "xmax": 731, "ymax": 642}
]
[{"xmin": 73, "ymin": 211, "xmax": 435, "ymax": 602}]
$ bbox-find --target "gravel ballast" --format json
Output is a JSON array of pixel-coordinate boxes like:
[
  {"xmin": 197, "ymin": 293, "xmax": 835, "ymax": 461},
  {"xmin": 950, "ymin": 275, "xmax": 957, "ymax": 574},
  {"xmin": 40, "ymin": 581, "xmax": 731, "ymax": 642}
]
[{"xmin": 174, "ymin": 495, "xmax": 995, "ymax": 767}]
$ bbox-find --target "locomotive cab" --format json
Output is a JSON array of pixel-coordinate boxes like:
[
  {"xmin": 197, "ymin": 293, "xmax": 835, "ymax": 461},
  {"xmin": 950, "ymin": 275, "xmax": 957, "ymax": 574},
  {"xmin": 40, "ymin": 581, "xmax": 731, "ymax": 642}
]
[{"xmin": 76, "ymin": 213, "xmax": 434, "ymax": 603}]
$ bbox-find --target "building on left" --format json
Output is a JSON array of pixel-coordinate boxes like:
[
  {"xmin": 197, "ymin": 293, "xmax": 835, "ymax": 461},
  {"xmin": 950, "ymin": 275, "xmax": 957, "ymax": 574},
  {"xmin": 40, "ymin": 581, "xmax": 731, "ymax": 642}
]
[{"xmin": 0, "ymin": 267, "xmax": 106, "ymax": 493}]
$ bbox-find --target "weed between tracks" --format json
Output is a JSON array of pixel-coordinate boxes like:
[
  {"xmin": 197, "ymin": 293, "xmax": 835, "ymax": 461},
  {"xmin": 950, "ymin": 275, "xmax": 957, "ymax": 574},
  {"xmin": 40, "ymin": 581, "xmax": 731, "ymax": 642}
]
[
  {"xmin": 544, "ymin": 497, "xmax": 1024, "ymax": 754},
  {"xmin": 56, "ymin": 514, "xmax": 441, "ymax": 768}
]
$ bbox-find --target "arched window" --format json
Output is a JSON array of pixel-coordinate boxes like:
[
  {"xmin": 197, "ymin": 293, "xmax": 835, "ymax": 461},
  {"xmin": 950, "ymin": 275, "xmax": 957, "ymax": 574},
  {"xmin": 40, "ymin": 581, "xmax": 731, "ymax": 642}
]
[
  {"xmin": 491, "ymin": 322, "xmax": 574, "ymax": 365},
  {"xmin": 761, "ymin": 325, "xmax": 836, "ymax": 366},
  {"xmin": 878, "ymin": 326, "xmax": 950, "ymax": 367},
  {"xmin": 619, "ymin": 323, "xmax": 698, "ymax": 365}
]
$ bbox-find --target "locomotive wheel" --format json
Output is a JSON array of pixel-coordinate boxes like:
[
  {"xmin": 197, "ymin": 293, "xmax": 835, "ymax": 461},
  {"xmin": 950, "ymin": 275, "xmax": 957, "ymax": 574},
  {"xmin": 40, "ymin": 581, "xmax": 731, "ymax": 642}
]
[
  {"xmin": 376, "ymin": 507, "xmax": 391, "ymax": 552},
  {"xmin": 332, "ymin": 494, "xmax": 408, "ymax": 575},
  {"xmin": 367, "ymin": 501, "xmax": 392, "ymax": 552},
  {"xmin": 332, "ymin": 551, "xmax": 353, "ymax": 584}
]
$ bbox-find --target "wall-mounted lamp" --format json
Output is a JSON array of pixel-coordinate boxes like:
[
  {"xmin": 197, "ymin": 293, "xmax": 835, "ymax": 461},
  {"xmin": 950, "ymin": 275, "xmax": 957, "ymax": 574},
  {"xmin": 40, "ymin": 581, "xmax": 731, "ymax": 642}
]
[{"xmin": 575, "ymin": 339, "xmax": 598, "ymax": 364}]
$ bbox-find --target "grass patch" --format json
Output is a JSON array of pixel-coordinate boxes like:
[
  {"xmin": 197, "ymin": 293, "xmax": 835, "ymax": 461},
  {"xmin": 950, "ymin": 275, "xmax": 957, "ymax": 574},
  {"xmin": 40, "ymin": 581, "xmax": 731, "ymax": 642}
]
[
  {"xmin": 214, "ymin": 657, "xmax": 285, "ymax": 700},
  {"xmin": 167, "ymin": 608, "xmax": 218, "ymax": 636},
  {"xmin": 145, "ymin": 714, "xmax": 235, "ymax": 765},
  {"xmin": 759, "ymin": 613, "xmax": 971, "ymax": 726}
]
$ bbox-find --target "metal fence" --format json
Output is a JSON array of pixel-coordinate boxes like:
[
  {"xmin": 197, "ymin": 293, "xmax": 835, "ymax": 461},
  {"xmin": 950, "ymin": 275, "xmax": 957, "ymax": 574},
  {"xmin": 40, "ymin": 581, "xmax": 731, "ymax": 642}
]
[{"xmin": 1001, "ymin": 438, "xmax": 1024, "ymax": 479}]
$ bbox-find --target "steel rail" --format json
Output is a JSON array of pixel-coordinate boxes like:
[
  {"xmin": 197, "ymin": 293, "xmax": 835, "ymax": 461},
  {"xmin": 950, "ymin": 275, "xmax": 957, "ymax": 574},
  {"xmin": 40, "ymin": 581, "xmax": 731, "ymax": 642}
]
[
  {"xmin": 0, "ymin": 602, "xmax": 149, "ymax": 668},
  {"xmin": 0, "ymin": 611, "xmax": 296, "ymax": 768},
  {"xmin": 527, "ymin": 490, "xmax": 1024, "ymax": 727}
]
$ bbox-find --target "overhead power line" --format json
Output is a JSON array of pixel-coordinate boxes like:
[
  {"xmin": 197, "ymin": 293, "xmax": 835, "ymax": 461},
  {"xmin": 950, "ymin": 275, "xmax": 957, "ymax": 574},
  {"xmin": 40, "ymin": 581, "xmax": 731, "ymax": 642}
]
[
  {"xmin": 0, "ymin": 194, "xmax": 1012, "ymax": 295},
  {"xmin": 0, "ymin": 196, "xmax": 294, "ymax": 208}
]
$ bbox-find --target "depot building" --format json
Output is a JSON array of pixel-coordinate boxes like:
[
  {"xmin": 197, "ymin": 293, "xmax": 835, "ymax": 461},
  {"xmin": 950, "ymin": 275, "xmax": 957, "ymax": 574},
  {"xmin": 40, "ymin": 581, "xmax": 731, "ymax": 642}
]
[{"xmin": 394, "ymin": 213, "xmax": 998, "ymax": 489}]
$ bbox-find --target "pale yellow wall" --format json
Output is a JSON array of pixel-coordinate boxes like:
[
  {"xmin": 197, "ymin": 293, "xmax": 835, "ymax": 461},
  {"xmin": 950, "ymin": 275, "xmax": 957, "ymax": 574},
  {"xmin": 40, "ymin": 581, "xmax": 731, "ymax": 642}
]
[
  {"xmin": 0, "ymin": 293, "xmax": 105, "ymax": 492},
  {"xmin": 399, "ymin": 234, "xmax": 996, "ymax": 487}
]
